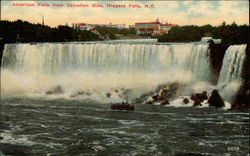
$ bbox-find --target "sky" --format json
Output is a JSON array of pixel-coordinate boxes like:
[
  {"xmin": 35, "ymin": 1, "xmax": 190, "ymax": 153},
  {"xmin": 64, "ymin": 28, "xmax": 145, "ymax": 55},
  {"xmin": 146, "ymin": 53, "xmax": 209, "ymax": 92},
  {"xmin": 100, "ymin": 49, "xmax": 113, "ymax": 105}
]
[{"xmin": 1, "ymin": 0, "xmax": 249, "ymax": 27}]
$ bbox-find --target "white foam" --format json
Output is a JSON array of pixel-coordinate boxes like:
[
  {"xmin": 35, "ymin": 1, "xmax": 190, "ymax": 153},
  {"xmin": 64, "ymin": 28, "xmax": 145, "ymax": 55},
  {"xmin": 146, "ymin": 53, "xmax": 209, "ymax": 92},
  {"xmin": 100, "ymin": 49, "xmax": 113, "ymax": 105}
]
[{"xmin": 0, "ymin": 130, "xmax": 35, "ymax": 146}]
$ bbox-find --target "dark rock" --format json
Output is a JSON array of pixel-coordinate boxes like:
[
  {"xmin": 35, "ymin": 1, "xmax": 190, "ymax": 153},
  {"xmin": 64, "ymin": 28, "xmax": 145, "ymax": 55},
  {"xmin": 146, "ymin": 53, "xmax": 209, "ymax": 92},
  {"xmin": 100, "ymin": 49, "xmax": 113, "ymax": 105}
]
[
  {"xmin": 152, "ymin": 94, "xmax": 159, "ymax": 101},
  {"xmin": 77, "ymin": 91, "xmax": 84, "ymax": 95},
  {"xmin": 193, "ymin": 100, "xmax": 202, "ymax": 107},
  {"xmin": 115, "ymin": 90, "xmax": 118, "ymax": 93},
  {"xmin": 160, "ymin": 99, "xmax": 169, "ymax": 105},
  {"xmin": 209, "ymin": 43, "xmax": 229, "ymax": 84},
  {"xmin": 159, "ymin": 88, "xmax": 169, "ymax": 99},
  {"xmin": 232, "ymin": 81, "xmax": 250, "ymax": 109},
  {"xmin": 106, "ymin": 93, "xmax": 111, "ymax": 98},
  {"xmin": 190, "ymin": 91, "xmax": 208, "ymax": 102},
  {"xmin": 196, "ymin": 91, "xmax": 208, "ymax": 102},
  {"xmin": 46, "ymin": 85, "xmax": 64, "ymax": 95},
  {"xmin": 190, "ymin": 94, "xmax": 196, "ymax": 101},
  {"xmin": 0, "ymin": 136, "xmax": 3, "ymax": 140},
  {"xmin": 183, "ymin": 98, "xmax": 189, "ymax": 104},
  {"xmin": 208, "ymin": 90, "xmax": 225, "ymax": 108}
]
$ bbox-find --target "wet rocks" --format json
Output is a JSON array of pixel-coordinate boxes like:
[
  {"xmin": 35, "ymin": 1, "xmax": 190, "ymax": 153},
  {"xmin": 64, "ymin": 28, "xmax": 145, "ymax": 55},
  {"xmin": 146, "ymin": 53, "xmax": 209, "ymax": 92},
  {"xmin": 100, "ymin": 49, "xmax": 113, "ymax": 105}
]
[
  {"xmin": 191, "ymin": 91, "xmax": 208, "ymax": 103},
  {"xmin": 232, "ymin": 81, "xmax": 250, "ymax": 109},
  {"xmin": 106, "ymin": 93, "xmax": 111, "ymax": 98},
  {"xmin": 46, "ymin": 85, "xmax": 64, "ymax": 95},
  {"xmin": 152, "ymin": 94, "xmax": 159, "ymax": 101},
  {"xmin": 149, "ymin": 92, "xmax": 170, "ymax": 105},
  {"xmin": 160, "ymin": 99, "xmax": 169, "ymax": 105},
  {"xmin": 77, "ymin": 91, "xmax": 85, "ymax": 95},
  {"xmin": 190, "ymin": 91, "xmax": 209, "ymax": 107},
  {"xmin": 159, "ymin": 87, "xmax": 170, "ymax": 99},
  {"xmin": 193, "ymin": 100, "xmax": 202, "ymax": 107},
  {"xmin": 70, "ymin": 90, "xmax": 85, "ymax": 98},
  {"xmin": 208, "ymin": 90, "xmax": 225, "ymax": 108},
  {"xmin": 183, "ymin": 98, "xmax": 189, "ymax": 104}
]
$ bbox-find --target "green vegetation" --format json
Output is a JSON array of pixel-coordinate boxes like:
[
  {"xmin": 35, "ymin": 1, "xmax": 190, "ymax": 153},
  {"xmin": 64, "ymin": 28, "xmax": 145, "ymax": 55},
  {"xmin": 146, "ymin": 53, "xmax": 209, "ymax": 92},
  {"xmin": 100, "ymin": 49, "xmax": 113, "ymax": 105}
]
[
  {"xmin": 0, "ymin": 20, "xmax": 100, "ymax": 43},
  {"xmin": 158, "ymin": 22, "xmax": 249, "ymax": 46},
  {"xmin": 95, "ymin": 26, "xmax": 136, "ymax": 39}
]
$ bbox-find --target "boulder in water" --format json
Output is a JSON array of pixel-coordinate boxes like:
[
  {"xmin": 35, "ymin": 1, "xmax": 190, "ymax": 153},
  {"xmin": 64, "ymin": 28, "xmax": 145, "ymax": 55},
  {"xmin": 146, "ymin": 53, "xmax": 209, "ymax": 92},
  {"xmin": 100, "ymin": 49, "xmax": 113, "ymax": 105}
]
[
  {"xmin": 152, "ymin": 94, "xmax": 159, "ymax": 101},
  {"xmin": 106, "ymin": 93, "xmax": 111, "ymax": 98},
  {"xmin": 77, "ymin": 91, "xmax": 85, "ymax": 95},
  {"xmin": 160, "ymin": 99, "xmax": 169, "ymax": 105},
  {"xmin": 46, "ymin": 85, "xmax": 64, "ymax": 95},
  {"xmin": 193, "ymin": 100, "xmax": 202, "ymax": 107},
  {"xmin": 208, "ymin": 90, "xmax": 225, "ymax": 108},
  {"xmin": 231, "ymin": 81, "xmax": 250, "ymax": 109},
  {"xmin": 183, "ymin": 98, "xmax": 189, "ymax": 104},
  {"xmin": 159, "ymin": 87, "xmax": 170, "ymax": 99},
  {"xmin": 190, "ymin": 91, "xmax": 208, "ymax": 102}
]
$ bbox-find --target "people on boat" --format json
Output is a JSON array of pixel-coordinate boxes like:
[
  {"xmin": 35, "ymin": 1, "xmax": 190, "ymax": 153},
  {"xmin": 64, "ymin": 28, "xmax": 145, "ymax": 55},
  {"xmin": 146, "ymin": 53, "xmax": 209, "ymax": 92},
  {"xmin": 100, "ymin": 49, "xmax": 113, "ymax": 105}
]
[{"xmin": 111, "ymin": 101, "xmax": 134, "ymax": 110}]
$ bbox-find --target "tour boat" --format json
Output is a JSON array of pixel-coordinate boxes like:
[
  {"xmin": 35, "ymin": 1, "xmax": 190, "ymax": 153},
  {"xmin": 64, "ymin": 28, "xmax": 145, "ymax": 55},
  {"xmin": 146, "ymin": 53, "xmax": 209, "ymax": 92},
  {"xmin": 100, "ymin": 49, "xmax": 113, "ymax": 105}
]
[{"xmin": 111, "ymin": 103, "xmax": 135, "ymax": 110}]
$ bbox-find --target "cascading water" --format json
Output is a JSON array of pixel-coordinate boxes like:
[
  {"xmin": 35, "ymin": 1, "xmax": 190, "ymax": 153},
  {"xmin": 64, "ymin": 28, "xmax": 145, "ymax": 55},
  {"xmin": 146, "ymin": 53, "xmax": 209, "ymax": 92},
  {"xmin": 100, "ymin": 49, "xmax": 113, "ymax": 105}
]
[
  {"xmin": 1, "ymin": 42, "xmax": 212, "ymax": 100},
  {"xmin": 218, "ymin": 44, "xmax": 247, "ymax": 85},
  {"xmin": 217, "ymin": 44, "xmax": 247, "ymax": 103}
]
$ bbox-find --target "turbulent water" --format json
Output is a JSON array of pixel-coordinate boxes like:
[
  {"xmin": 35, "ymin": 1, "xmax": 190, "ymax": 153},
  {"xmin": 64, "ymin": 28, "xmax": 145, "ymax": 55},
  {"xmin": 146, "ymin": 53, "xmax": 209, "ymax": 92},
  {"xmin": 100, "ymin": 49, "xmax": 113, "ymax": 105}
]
[
  {"xmin": 0, "ymin": 40, "xmax": 249, "ymax": 155},
  {"xmin": 0, "ymin": 97, "xmax": 249, "ymax": 156},
  {"xmin": 217, "ymin": 44, "xmax": 247, "ymax": 103},
  {"xmin": 218, "ymin": 44, "xmax": 247, "ymax": 85}
]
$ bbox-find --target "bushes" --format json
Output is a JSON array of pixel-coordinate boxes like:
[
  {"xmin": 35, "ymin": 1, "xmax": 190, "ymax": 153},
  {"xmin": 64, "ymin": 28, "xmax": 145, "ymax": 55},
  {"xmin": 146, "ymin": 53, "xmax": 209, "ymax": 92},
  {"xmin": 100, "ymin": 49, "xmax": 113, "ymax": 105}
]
[
  {"xmin": 0, "ymin": 20, "xmax": 100, "ymax": 43},
  {"xmin": 158, "ymin": 22, "xmax": 249, "ymax": 45}
]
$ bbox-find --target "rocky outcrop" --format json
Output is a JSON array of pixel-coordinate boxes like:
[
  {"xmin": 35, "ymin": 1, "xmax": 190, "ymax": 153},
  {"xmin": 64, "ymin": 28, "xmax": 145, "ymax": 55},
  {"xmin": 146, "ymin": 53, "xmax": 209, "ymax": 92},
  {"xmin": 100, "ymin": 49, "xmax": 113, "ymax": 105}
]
[
  {"xmin": 46, "ymin": 85, "xmax": 64, "ymax": 95},
  {"xmin": 106, "ymin": 93, "xmax": 111, "ymax": 98},
  {"xmin": 208, "ymin": 90, "xmax": 225, "ymax": 108},
  {"xmin": 232, "ymin": 81, "xmax": 250, "ymax": 109},
  {"xmin": 183, "ymin": 98, "xmax": 189, "ymax": 104},
  {"xmin": 160, "ymin": 99, "xmax": 169, "ymax": 105},
  {"xmin": 209, "ymin": 43, "xmax": 228, "ymax": 84},
  {"xmin": 190, "ymin": 91, "xmax": 208, "ymax": 107},
  {"xmin": 191, "ymin": 91, "xmax": 208, "ymax": 103},
  {"xmin": 193, "ymin": 100, "xmax": 202, "ymax": 107},
  {"xmin": 70, "ymin": 90, "xmax": 85, "ymax": 97}
]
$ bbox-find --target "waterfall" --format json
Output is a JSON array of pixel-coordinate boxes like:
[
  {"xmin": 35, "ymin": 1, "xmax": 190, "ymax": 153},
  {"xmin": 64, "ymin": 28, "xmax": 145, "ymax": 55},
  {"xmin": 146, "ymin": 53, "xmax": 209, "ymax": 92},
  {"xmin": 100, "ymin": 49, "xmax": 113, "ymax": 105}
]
[
  {"xmin": 1, "ymin": 42, "xmax": 212, "ymax": 97},
  {"xmin": 2, "ymin": 43, "xmax": 211, "ymax": 78},
  {"xmin": 218, "ymin": 44, "xmax": 247, "ymax": 85}
]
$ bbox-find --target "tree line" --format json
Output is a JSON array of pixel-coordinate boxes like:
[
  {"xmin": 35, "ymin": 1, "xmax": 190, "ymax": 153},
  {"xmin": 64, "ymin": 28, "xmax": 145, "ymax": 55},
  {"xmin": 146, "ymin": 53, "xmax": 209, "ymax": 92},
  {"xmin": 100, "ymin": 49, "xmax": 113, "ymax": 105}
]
[
  {"xmin": 158, "ymin": 22, "xmax": 249, "ymax": 46},
  {"xmin": 0, "ymin": 20, "xmax": 137, "ymax": 43},
  {"xmin": 0, "ymin": 20, "xmax": 100, "ymax": 43}
]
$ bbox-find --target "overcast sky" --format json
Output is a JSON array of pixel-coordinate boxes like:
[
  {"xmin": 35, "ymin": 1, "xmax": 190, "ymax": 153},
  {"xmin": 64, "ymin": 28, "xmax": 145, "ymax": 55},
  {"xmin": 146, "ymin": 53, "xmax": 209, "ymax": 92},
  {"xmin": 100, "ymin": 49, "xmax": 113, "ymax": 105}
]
[{"xmin": 1, "ymin": 0, "xmax": 249, "ymax": 27}]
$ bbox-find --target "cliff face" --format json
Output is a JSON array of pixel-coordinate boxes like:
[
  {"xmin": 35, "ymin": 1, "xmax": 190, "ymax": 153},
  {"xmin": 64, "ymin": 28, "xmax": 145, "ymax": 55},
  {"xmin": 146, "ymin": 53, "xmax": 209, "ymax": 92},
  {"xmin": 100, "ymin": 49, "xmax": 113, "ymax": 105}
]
[
  {"xmin": 0, "ymin": 41, "xmax": 4, "ymax": 66},
  {"xmin": 209, "ymin": 43, "xmax": 228, "ymax": 84}
]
